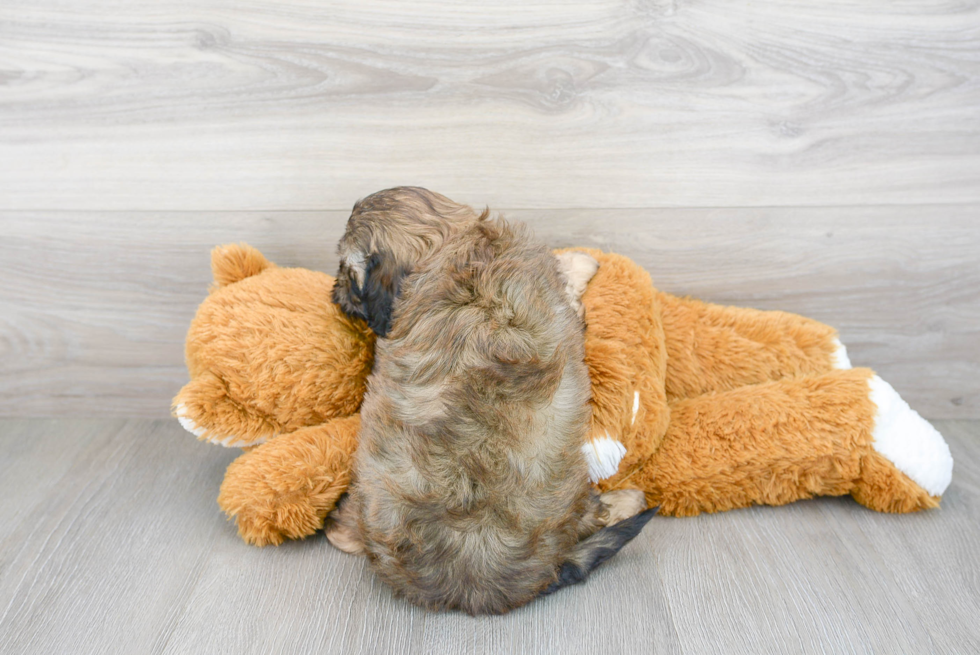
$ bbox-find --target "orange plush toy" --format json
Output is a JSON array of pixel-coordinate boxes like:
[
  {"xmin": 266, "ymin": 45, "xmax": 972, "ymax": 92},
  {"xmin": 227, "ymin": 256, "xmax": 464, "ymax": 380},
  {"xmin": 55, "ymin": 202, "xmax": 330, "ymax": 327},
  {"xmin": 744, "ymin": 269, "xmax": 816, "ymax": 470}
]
[{"xmin": 173, "ymin": 244, "xmax": 953, "ymax": 546}]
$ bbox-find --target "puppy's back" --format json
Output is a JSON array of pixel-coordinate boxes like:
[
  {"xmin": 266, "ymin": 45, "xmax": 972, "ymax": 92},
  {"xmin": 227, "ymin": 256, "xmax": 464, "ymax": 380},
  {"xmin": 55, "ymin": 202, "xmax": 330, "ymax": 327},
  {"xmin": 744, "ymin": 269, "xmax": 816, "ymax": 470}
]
[{"xmin": 353, "ymin": 218, "xmax": 601, "ymax": 614}]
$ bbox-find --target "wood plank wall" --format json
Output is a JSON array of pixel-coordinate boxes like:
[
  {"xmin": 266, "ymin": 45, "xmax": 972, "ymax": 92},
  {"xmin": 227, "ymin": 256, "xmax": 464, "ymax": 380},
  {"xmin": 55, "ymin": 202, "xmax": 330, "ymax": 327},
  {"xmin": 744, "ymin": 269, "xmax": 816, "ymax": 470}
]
[{"xmin": 1, "ymin": 1, "xmax": 978, "ymax": 418}]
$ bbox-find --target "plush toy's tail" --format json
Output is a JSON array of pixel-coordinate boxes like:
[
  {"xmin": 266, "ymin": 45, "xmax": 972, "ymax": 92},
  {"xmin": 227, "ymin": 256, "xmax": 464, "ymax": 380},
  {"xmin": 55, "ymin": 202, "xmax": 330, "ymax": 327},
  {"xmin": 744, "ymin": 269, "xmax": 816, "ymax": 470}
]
[
  {"xmin": 540, "ymin": 507, "xmax": 657, "ymax": 597},
  {"xmin": 211, "ymin": 243, "xmax": 273, "ymax": 288}
]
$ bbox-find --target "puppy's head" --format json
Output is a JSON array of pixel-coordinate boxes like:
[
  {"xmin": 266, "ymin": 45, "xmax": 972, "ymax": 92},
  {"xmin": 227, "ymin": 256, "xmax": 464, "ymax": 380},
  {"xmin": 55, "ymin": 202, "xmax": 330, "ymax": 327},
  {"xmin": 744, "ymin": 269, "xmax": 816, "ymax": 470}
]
[{"xmin": 332, "ymin": 187, "xmax": 480, "ymax": 337}]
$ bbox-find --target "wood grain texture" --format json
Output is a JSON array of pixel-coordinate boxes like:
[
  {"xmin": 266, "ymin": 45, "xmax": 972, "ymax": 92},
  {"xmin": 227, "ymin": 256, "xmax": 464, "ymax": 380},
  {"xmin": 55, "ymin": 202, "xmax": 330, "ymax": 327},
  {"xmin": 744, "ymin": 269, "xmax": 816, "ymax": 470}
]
[
  {"xmin": 0, "ymin": 420, "xmax": 237, "ymax": 655},
  {"xmin": 848, "ymin": 420, "xmax": 980, "ymax": 653},
  {"xmin": 2, "ymin": 206, "xmax": 977, "ymax": 418},
  {"xmin": 1, "ymin": 418, "xmax": 979, "ymax": 654},
  {"xmin": 1, "ymin": 0, "xmax": 978, "ymax": 210}
]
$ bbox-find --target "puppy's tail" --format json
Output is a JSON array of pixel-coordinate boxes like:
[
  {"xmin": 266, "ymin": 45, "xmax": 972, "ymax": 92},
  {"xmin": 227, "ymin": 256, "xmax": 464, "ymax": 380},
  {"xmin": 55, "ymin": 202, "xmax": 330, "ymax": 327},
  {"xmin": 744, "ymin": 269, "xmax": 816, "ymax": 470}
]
[{"xmin": 540, "ymin": 507, "xmax": 657, "ymax": 596}]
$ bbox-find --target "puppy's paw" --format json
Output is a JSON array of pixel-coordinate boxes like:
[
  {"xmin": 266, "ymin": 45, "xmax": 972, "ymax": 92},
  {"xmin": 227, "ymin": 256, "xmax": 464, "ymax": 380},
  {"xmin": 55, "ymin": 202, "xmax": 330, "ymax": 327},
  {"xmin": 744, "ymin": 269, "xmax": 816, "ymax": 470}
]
[
  {"xmin": 555, "ymin": 251, "xmax": 599, "ymax": 319},
  {"xmin": 324, "ymin": 518, "xmax": 365, "ymax": 555},
  {"xmin": 599, "ymin": 489, "xmax": 648, "ymax": 525},
  {"xmin": 324, "ymin": 495, "xmax": 365, "ymax": 555}
]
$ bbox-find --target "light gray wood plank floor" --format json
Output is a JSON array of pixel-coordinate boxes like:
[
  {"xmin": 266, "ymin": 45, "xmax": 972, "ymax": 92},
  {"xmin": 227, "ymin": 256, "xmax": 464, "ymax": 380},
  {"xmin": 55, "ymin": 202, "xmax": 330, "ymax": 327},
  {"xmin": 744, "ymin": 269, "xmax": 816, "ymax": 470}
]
[{"xmin": 1, "ymin": 418, "xmax": 978, "ymax": 654}]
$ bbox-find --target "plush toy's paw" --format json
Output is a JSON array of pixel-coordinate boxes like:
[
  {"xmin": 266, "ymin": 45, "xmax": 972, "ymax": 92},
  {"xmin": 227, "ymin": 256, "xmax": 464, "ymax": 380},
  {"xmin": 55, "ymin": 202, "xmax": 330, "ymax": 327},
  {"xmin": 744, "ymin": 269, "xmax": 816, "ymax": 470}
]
[
  {"xmin": 218, "ymin": 453, "xmax": 336, "ymax": 547},
  {"xmin": 582, "ymin": 391, "xmax": 641, "ymax": 483},
  {"xmin": 868, "ymin": 375, "xmax": 953, "ymax": 497},
  {"xmin": 216, "ymin": 418, "xmax": 359, "ymax": 546},
  {"xmin": 582, "ymin": 431, "xmax": 627, "ymax": 483},
  {"xmin": 173, "ymin": 402, "xmax": 271, "ymax": 448},
  {"xmin": 224, "ymin": 496, "xmax": 321, "ymax": 547},
  {"xmin": 172, "ymin": 372, "xmax": 276, "ymax": 448},
  {"xmin": 555, "ymin": 251, "xmax": 600, "ymax": 319}
]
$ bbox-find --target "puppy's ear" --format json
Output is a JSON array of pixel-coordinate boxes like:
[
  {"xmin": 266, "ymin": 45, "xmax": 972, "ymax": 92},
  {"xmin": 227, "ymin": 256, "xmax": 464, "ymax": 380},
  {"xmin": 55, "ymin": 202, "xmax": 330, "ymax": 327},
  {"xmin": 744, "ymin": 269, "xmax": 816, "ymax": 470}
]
[
  {"xmin": 360, "ymin": 253, "xmax": 411, "ymax": 338},
  {"xmin": 331, "ymin": 255, "xmax": 368, "ymax": 323}
]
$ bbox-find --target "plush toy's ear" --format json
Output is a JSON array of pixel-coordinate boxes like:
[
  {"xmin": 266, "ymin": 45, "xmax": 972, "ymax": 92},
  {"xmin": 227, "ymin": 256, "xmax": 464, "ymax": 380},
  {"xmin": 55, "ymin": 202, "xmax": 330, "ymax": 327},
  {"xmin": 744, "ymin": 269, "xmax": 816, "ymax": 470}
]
[
  {"xmin": 210, "ymin": 243, "xmax": 273, "ymax": 289},
  {"xmin": 332, "ymin": 252, "xmax": 410, "ymax": 338}
]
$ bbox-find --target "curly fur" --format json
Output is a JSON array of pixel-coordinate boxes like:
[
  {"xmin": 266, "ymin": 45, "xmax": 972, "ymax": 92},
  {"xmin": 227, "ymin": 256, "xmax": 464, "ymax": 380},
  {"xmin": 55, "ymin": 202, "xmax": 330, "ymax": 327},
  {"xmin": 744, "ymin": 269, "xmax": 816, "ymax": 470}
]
[{"xmin": 331, "ymin": 188, "xmax": 650, "ymax": 614}]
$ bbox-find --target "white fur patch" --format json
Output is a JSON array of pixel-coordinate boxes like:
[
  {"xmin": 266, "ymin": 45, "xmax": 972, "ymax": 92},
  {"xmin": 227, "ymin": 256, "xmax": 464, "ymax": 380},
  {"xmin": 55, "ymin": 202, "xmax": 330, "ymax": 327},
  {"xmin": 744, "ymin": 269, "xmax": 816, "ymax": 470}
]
[
  {"xmin": 173, "ymin": 403, "xmax": 268, "ymax": 449},
  {"xmin": 215, "ymin": 433, "xmax": 269, "ymax": 448},
  {"xmin": 582, "ymin": 433, "xmax": 627, "ymax": 483},
  {"xmin": 555, "ymin": 251, "xmax": 599, "ymax": 318},
  {"xmin": 832, "ymin": 338, "xmax": 852, "ymax": 369},
  {"xmin": 555, "ymin": 251, "xmax": 599, "ymax": 296},
  {"xmin": 868, "ymin": 375, "xmax": 953, "ymax": 496},
  {"xmin": 631, "ymin": 391, "xmax": 640, "ymax": 426}
]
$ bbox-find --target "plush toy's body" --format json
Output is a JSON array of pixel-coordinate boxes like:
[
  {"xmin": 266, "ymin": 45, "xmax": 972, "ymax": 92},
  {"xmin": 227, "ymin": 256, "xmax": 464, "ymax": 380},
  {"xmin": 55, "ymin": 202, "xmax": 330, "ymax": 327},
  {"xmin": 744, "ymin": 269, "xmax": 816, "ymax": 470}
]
[{"xmin": 174, "ymin": 244, "xmax": 953, "ymax": 546}]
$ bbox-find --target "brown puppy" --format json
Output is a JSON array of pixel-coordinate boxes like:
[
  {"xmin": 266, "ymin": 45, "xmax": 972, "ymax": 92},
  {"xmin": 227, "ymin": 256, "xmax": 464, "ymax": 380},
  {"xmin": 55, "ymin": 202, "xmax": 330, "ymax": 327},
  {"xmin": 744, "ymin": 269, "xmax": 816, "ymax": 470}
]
[{"xmin": 329, "ymin": 187, "xmax": 654, "ymax": 615}]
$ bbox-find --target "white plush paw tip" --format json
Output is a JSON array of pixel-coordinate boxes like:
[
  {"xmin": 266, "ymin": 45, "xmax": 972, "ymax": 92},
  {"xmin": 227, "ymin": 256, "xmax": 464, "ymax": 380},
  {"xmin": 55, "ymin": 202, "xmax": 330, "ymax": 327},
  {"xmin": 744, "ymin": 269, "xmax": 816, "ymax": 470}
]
[
  {"xmin": 174, "ymin": 403, "xmax": 208, "ymax": 438},
  {"xmin": 582, "ymin": 433, "xmax": 627, "ymax": 483},
  {"xmin": 832, "ymin": 338, "xmax": 852, "ymax": 369},
  {"xmin": 173, "ymin": 403, "xmax": 264, "ymax": 448},
  {"xmin": 869, "ymin": 375, "xmax": 953, "ymax": 496}
]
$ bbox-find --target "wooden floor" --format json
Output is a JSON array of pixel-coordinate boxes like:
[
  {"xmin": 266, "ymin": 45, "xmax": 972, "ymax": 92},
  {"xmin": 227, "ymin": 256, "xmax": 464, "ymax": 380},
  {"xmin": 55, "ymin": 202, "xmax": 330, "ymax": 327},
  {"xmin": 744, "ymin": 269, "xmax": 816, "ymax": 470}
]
[{"xmin": 0, "ymin": 418, "xmax": 978, "ymax": 654}]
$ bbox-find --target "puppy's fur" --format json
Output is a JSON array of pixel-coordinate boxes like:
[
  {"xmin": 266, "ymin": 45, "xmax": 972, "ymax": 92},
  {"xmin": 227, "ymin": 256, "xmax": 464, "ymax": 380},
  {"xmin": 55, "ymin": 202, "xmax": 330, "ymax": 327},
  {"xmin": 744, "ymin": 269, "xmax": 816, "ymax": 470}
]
[{"xmin": 330, "ymin": 187, "xmax": 652, "ymax": 615}]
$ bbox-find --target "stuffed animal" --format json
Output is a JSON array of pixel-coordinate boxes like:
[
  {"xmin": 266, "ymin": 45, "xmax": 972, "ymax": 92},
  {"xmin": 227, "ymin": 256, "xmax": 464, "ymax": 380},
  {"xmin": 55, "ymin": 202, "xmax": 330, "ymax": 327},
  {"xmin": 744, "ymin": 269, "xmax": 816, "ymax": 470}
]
[{"xmin": 173, "ymin": 243, "xmax": 953, "ymax": 546}]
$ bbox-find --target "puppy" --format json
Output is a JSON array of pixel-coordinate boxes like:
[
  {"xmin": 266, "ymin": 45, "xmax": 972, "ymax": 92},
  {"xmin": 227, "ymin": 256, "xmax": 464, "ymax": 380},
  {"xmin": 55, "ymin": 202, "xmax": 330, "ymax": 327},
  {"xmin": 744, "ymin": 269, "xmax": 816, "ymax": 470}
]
[{"xmin": 329, "ymin": 187, "xmax": 654, "ymax": 614}]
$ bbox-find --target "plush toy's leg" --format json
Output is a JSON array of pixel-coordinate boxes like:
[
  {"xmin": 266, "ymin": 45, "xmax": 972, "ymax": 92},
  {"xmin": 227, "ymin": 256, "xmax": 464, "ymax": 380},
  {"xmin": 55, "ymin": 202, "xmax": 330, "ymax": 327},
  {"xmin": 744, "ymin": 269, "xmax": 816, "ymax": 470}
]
[
  {"xmin": 852, "ymin": 375, "xmax": 953, "ymax": 511},
  {"xmin": 217, "ymin": 416, "xmax": 360, "ymax": 546},
  {"xmin": 625, "ymin": 369, "xmax": 952, "ymax": 516},
  {"xmin": 659, "ymin": 293, "xmax": 851, "ymax": 400}
]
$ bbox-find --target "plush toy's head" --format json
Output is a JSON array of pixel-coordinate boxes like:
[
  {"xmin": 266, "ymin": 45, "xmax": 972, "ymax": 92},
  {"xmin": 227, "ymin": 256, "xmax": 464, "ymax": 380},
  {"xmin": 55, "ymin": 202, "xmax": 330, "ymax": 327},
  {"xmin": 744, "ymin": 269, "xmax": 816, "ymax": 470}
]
[{"xmin": 172, "ymin": 244, "xmax": 375, "ymax": 447}]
